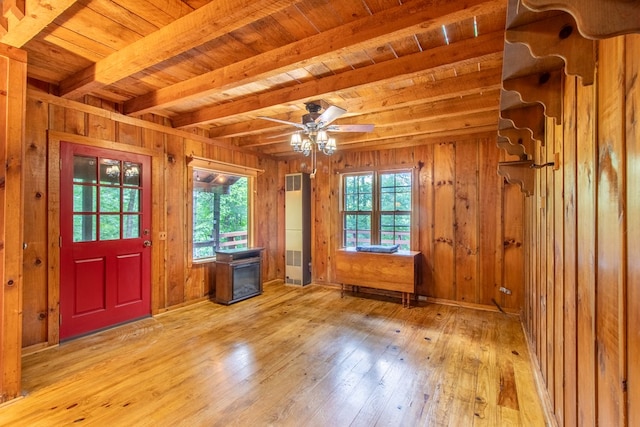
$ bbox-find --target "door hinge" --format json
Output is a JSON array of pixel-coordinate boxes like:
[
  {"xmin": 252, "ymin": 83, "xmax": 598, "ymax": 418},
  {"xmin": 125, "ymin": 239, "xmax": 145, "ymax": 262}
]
[
  {"xmin": 59, "ymin": 313, "xmax": 62, "ymax": 325},
  {"xmin": 59, "ymin": 236, "xmax": 62, "ymax": 247},
  {"xmin": 59, "ymin": 159, "xmax": 63, "ymax": 171}
]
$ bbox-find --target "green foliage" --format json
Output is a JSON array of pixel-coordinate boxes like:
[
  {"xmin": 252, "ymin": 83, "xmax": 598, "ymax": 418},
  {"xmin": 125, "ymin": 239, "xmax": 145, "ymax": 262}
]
[{"xmin": 193, "ymin": 174, "xmax": 249, "ymax": 259}]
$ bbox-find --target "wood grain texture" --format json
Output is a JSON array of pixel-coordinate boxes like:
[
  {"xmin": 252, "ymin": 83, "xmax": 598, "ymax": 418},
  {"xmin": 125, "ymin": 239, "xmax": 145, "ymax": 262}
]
[
  {"xmin": 596, "ymin": 36, "xmax": 626, "ymax": 427},
  {"xmin": 454, "ymin": 140, "xmax": 479, "ymax": 303},
  {"xmin": 478, "ymin": 137, "xmax": 502, "ymax": 306},
  {"xmin": 334, "ymin": 248, "xmax": 420, "ymax": 295},
  {"xmin": 575, "ymin": 72, "xmax": 596, "ymax": 427},
  {"xmin": 552, "ymin": 116, "xmax": 564, "ymax": 424},
  {"xmin": 433, "ymin": 141, "xmax": 456, "ymax": 300},
  {"xmin": 0, "ymin": 283, "xmax": 547, "ymax": 425},
  {"xmin": 562, "ymin": 74, "xmax": 578, "ymax": 427},
  {"xmin": 521, "ymin": 34, "xmax": 639, "ymax": 426},
  {"xmin": 0, "ymin": 44, "xmax": 27, "ymax": 403},
  {"xmin": 21, "ymin": 95, "xmax": 48, "ymax": 348},
  {"xmin": 626, "ymin": 33, "xmax": 640, "ymax": 427}
]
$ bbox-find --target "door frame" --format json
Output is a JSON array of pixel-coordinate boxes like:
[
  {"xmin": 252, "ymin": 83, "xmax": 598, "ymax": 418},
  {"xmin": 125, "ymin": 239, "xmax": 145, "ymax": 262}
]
[{"xmin": 47, "ymin": 131, "xmax": 159, "ymax": 345}]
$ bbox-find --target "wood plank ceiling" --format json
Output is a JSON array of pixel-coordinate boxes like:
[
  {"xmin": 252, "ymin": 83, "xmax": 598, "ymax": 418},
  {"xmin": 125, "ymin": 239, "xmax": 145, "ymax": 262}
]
[{"xmin": 1, "ymin": 0, "xmax": 507, "ymax": 157}]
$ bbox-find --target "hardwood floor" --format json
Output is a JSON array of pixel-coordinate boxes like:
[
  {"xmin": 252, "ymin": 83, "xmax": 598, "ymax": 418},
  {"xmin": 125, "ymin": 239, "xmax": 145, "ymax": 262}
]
[{"xmin": 1, "ymin": 283, "xmax": 546, "ymax": 426}]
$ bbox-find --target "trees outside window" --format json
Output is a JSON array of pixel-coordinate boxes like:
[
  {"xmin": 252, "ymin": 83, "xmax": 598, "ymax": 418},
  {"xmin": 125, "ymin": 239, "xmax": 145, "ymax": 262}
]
[
  {"xmin": 192, "ymin": 169, "xmax": 250, "ymax": 260},
  {"xmin": 342, "ymin": 170, "xmax": 412, "ymax": 250}
]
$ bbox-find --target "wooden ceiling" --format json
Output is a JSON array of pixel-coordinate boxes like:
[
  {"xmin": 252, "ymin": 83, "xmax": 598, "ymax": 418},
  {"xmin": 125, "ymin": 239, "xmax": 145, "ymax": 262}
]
[{"xmin": 1, "ymin": 0, "xmax": 507, "ymax": 156}]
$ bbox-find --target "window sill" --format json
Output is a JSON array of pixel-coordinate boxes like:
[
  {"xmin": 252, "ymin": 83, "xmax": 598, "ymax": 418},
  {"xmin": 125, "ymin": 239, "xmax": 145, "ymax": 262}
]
[{"xmin": 193, "ymin": 257, "xmax": 217, "ymax": 265}]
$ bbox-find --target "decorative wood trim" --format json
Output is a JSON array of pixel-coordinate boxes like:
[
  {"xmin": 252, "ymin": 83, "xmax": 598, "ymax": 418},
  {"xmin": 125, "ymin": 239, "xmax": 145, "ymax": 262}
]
[
  {"xmin": 498, "ymin": 123, "xmax": 536, "ymax": 159},
  {"xmin": 498, "ymin": 160, "xmax": 535, "ymax": 196},
  {"xmin": 497, "ymin": 136, "xmax": 528, "ymax": 160},
  {"xmin": 186, "ymin": 155, "xmax": 264, "ymax": 176},
  {"xmin": 506, "ymin": 13, "xmax": 596, "ymax": 85},
  {"xmin": 500, "ymin": 102, "xmax": 546, "ymax": 143},
  {"xmin": 48, "ymin": 130, "xmax": 157, "ymax": 157},
  {"xmin": 503, "ymin": 68, "xmax": 564, "ymax": 121},
  {"xmin": 521, "ymin": 0, "xmax": 640, "ymax": 39}
]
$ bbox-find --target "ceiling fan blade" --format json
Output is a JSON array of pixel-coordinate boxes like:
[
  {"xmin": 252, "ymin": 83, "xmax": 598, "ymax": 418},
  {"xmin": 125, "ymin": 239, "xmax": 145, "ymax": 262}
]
[
  {"xmin": 257, "ymin": 116, "xmax": 306, "ymax": 130},
  {"xmin": 316, "ymin": 105, "xmax": 346, "ymax": 127},
  {"xmin": 327, "ymin": 124, "xmax": 375, "ymax": 133}
]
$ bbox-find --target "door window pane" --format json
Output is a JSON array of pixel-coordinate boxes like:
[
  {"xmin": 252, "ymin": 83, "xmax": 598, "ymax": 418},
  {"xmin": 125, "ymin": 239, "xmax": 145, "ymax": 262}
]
[
  {"xmin": 100, "ymin": 159, "xmax": 121, "ymax": 185},
  {"xmin": 123, "ymin": 215, "xmax": 140, "ymax": 239},
  {"xmin": 123, "ymin": 188, "xmax": 140, "ymax": 212},
  {"xmin": 100, "ymin": 215, "xmax": 120, "ymax": 240},
  {"xmin": 74, "ymin": 156, "xmax": 97, "ymax": 184},
  {"xmin": 73, "ymin": 214, "xmax": 96, "ymax": 242},
  {"xmin": 100, "ymin": 187, "xmax": 121, "ymax": 212},
  {"xmin": 123, "ymin": 162, "xmax": 141, "ymax": 186},
  {"xmin": 73, "ymin": 184, "xmax": 97, "ymax": 212}
]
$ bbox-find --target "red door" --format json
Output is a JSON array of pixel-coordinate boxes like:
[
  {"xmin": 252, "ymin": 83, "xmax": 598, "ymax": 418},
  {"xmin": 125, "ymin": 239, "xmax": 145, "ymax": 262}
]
[{"xmin": 60, "ymin": 142, "xmax": 151, "ymax": 340}]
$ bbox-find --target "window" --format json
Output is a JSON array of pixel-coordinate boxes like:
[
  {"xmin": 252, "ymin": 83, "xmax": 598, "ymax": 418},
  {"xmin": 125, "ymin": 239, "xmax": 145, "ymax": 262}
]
[
  {"xmin": 73, "ymin": 155, "xmax": 142, "ymax": 242},
  {"xmin": 192, "ymin": 168, "xmax": 251, "ymax": 261},
  {"xmin": 342, "ymin": 170, "xmax": 413, "ymax": 250}
]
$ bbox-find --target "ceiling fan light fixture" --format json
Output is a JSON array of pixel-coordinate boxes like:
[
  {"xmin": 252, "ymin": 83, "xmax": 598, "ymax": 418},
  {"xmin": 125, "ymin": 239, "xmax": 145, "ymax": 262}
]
[
  {"xmin": 301, "ymin": 139, "xmax": 312, "ymax": 156},
  {"xmin": 325, "ymin": 137, "xmax": 336, "ymax": 155},
  {"xmin": 316, "ymin": 130, "xmax": 328, "ymax": 150},
  {"xmin": 258, "ymin": 103, "xmax": 373, "ymax": 175},
  {"xmin": 291, "ymin": 132, "xmax": 302, "ymax": 152}
]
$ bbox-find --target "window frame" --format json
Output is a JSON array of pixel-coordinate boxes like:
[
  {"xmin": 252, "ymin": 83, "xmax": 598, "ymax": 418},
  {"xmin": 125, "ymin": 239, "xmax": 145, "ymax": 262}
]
[
  {"xmin": 188, "ymin": 157, "xmax": 259, "ymax": 264},
  {"xmin": 340, "ymin": 167, "xmax": 417, "ymax": 251}
]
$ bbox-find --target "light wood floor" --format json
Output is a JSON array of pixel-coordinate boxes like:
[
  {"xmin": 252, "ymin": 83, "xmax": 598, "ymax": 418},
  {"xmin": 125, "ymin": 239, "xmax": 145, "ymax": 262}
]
[{"xmin": 1, "ymin": 283, "xmax": 546, "ymax": 426}]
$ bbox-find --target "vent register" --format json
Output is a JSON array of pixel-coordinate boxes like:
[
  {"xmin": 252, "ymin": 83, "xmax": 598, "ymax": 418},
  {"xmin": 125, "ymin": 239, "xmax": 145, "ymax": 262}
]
[{"xmin": 285, "ymin": 173, "xmax": 311, "ymax": 285}]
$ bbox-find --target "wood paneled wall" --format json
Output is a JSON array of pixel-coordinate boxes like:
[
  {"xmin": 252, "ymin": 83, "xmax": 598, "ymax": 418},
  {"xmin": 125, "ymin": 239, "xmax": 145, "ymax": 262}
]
[
  {"xmin": 0, "ymin": 44, "xmax": 27, "ymax": 403},
  {"xmin": 523, "ymin": 34, "xmax": 639, "ymax": 426},
  {"xmin": 21, "ymin": 86, "xmax": 280, "ymax": 351},
  {"xmin": 279, "ymin": 136, "xmax": 525, "ymax": 312}
]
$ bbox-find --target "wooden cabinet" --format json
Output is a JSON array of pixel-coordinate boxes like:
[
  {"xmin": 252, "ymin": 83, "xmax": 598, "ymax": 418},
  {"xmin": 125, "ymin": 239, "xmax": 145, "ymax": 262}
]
[
  {"xmin": 334, "ymin": 248, "xmax": 421, "ymax": 307},
  {"xmin": 215, "ymin": 248, "xmax": 263, "ymax": 305}
]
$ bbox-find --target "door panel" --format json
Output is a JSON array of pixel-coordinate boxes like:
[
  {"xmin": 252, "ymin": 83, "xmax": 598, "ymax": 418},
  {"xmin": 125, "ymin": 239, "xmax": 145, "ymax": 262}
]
[
  {"xmin": 116, "ymin": 253, "xmax": 143, "ymax": 305},
  {"xmin": 74, "ymin": 257, "xmax": 106, "ymax": 314},
  {"xmin": 60, "ymin": 143, "xmax": 151, "ymax": 340}
]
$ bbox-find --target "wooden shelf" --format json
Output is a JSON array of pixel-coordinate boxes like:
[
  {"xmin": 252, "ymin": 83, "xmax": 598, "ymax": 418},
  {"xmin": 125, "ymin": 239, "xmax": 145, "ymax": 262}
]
[
  {"xmin": 496, "ymin": 0, "xmax": 637, "ymax": 195},
  {"xmin": 521, "ymin": 0, "xmax": 640, "ymax": 39},
  {"xmin": 497, "ymin": 160, "xmax": 535, "ymax": 196}
]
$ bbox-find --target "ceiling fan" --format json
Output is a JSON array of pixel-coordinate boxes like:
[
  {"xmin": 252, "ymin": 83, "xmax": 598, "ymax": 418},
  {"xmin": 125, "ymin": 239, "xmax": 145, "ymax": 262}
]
[
  {"xmin": 258, "ymin": 102, "xmax": 374, "ymax": 178},
  {"xmin": 258, "ymin": 101, "xmax": 374, "ymax": 136}
]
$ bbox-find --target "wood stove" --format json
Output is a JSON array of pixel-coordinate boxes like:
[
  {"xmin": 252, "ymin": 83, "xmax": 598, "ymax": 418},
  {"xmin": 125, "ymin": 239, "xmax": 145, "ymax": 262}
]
[{"xmin": 214, "ymin": 248, "xmax": 263, "ymax": 305}]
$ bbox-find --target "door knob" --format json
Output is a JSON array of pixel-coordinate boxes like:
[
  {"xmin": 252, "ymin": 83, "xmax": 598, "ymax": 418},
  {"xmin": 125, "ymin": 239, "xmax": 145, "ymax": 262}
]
[{"xmin": 143, "ymin": 240, "xmax": 152, "ymax": 247}]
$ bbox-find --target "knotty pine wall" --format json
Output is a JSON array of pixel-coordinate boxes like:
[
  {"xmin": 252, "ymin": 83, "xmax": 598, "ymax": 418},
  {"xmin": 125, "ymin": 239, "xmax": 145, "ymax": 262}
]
[
  {"xmin": 523, "ymin": 34, "xmax": 639, "ymax": 426},
  {"xmin": 279, "ymin": 135, "xmax": 525, "ymax": 312},
  {"xmin": 20, "ymin": 86, "xmax": 527, "ymax": 357},
  {"xmin": 21, "ymin": 84, "xmax": 279, "ymax": 350}
]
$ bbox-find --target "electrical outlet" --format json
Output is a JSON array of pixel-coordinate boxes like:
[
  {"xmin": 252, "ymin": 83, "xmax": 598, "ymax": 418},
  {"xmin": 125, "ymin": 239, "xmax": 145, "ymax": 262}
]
[{"xmin": 159, "ymin": 231, "xmax": 167, "ymax": 240}]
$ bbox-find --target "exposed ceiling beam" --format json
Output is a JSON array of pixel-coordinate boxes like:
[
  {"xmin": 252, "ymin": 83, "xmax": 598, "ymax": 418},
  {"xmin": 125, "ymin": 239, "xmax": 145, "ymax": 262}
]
[
  {"xmin": 334, "ymin": 129, "xmax": 498, "ymax": 153},
  {"xmin": 212, "ymin": 71, "xmax": 502, "ymax": 139},
  {"xmin": 0, "ymin": 0, "xmax": 77, "ymax": 47},
  {"xmin": 235, "ymin": 90, "xmax": 501, "ymax": 146},
  {"xmin": 259, "ymin": 110, "xmax": 499, "ymax": 155},
  {"xmin": 173, "ymin": 31, "xmax": 504, "ymax": 128},
  {"xmin": 58, "ymin": 0, "xmax": 302, "ymax": 99},
  {"xmin": 123, "ymin": 0, "xmax": 504, "ymax": 116}
]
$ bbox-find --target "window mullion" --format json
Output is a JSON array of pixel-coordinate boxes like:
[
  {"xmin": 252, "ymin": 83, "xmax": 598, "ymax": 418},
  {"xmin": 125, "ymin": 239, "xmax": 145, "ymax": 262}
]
[{"xmin": 372, "ymin": 172, "xmax": 380, "ymax": 245}]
